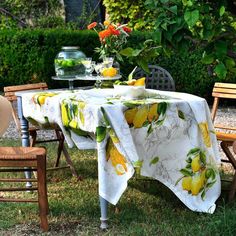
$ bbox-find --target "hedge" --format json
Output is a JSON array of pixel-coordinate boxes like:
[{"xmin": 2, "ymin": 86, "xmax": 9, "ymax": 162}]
[
  {"xmin": 0, "ymin": 29, "xmax": 100, "ymax": 89},
  {"xmin": 0, "ymin": 29, "xmax": 235, "ymax": 101}
]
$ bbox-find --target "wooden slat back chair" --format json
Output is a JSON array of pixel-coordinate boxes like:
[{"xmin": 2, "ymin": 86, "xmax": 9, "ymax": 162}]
[
  {"xmin": 4, "ymin": 83, "xmax": 77, "ymax": 177},
  {"xmin": 133, "ymin": 65, "xmax": 176, "ymax": 91},
  {"xmin": 211, "ymin": 82, "xmax": 236, "ymax": 201},
  {"xmin": 0, "ymin": 146, "xmax": 49, "ymax": 231}
]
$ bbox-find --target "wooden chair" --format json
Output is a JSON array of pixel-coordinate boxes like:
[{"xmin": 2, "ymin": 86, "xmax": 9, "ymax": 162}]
[
  {"xmin": 0, "ymin": 146, "xmax": 49, "ymax": 231},
  {"xmin": 3, "ymin": 83, "xmax": 78, "ymax": 177},
  {"xmin": 133, "ymin": 65, "xmax": 176, "ymax": 91},
  {"xmin": 211, "ymin": 82, "xmax": 236, "ymax": 201}
]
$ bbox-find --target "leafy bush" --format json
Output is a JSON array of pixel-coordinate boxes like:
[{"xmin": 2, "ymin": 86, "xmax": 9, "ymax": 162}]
[{"xmin": 104, "ymin": 0, "xmax": 236, "ymax": 83}]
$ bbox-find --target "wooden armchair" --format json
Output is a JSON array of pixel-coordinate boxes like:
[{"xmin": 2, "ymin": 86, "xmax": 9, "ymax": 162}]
[
  {"xmin": 4, "ymin": 83, "xmax": 78, "ymax": 177},
  {"xmin": 211, "ymin": 82, "xmax": 236, "ymax": 201},
  {"xmin": 133, "ymin": 65, "xmax": 175, "ymax": 91}
]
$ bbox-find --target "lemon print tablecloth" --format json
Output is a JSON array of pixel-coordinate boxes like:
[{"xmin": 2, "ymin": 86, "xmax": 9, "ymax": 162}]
[{"xmin": 21, "ymin": 88, "xmax": 221, "ymax": 213}]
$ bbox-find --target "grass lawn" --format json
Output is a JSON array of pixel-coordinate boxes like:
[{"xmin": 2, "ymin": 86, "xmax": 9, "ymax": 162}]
[{"xmin": 0, "ymin": 139, "xmax": 236, "ymax": 235}]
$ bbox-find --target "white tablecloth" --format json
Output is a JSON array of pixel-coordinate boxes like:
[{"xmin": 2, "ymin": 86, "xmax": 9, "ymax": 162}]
[{"xmin": 21, "ymin": 88, "xmax": 221, "ymax": 213}]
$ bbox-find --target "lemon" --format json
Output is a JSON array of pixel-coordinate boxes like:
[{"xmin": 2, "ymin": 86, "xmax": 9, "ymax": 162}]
[
  {"xmin": 79, "ymin": 111, "xmax": 85, "ymax": 125},
  {"xmin": 191, "ymin": 154, "xmax": 201, "ymax": 172},
  {"xmin": 182, "ymin": 176, "xmax": 192, "ymax": 191},
  {"xmin": 69, "ymin": 119, "xmax": 78, "ymax": 129},
  {"xmin": 148, "ymin": 103, "xmax": 159, "ymax": 122},
  {"xmin": 102, "ymin": 67, "xmax": 117, "ymax": 77},
  {"xmin": 37, "ymin": 95, "xmax": 46, "ymax": 105},
  {"xmin": 61, "ymin": 103, "xmax": 69, "ymax": 127},
  {"xmin": 127, "ymin": 79, "xmax": 136, "ymax": 86},
  {"xmin": 133, "ymin": 105, "xmax": 148, "ymax": 128},
  {"xmin": 124, "ymin": 108, "xmax": 138, "ymax": 125},
  {"xmin": 200, "ymin": 169, "xmax": 206, "ymax": 186},
  {"xmin": 199, "ymin": 122, "xmax": 211, "ymax": 147},
  {"xmin": 115, "ymin": 164, "xmax": 126, "ymax": 175},
  {"xmin": 109, "ymin": 129, "xmax": 119, "ymax": 143},
  {"xmin": 191, "ymin": 174, "xmax": 202, "ymax": 195},
  {"xmin": 78, "ymin": 101, "xmax": 86, "ymax": 109},
  {"xmin": 134, "ymin": 77, "xmax": 145, "ymax": 86}
]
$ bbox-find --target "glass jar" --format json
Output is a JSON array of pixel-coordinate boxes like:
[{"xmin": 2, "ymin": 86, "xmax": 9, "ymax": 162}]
[{"xmin": 54, "ymin": 46, "xmax": 86, "ymax": 78}]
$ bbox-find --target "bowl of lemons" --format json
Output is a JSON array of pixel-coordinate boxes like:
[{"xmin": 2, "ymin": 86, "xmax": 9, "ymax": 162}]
[{"xmin": 113, "ymin": 77, "xmax": 146, "ymax": 99}]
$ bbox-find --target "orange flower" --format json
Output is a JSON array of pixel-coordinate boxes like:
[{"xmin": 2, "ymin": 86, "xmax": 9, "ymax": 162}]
[
  {"xmin": 87, "ymin": 22, "xmax": 97, "ymax": 30},
  {"xmin": 99, "ymin": 29, "xmax": 112, "ymax": 40},
  {"xmin": 123, "ymin": 26, "xmax": 132, "ymax": 33},
  {"xmin": 108, "ymin": 25, "xmax": 120, "ymax": 36}
]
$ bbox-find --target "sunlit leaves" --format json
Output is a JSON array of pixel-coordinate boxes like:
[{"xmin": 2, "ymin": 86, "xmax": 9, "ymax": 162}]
[
  {"xmin": 184, "ymin": 10, "xmax": 199, "ymax": 28},
  {"xmin": 219, "ymin": 6, "xmax": 225, "ymax": 17},
  {"xmin": 214, "ymin": 62, "xmax": 227, "ymax": 79}
]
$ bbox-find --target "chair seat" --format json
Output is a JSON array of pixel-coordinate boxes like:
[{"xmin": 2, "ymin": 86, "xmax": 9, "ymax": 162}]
[
  {"xmin": 216, "ymin": 132, "xmax": 236, "ymax": 141},
  {"xmin": 0, "ymin": 147, "xmax": 46, "ymax": 159}
]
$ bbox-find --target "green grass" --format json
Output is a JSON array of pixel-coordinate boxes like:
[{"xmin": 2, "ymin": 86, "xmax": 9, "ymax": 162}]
[{"xmin": 0, "ymin": 139, "xmax": 236, "ymax": 235}]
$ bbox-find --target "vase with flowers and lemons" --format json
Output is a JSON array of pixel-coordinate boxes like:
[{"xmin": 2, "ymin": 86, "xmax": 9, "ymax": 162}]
[
  {"xmin": 87, "ymin": 20, "xmax": 132, "ymax": 78},
  {"xmin": 87, "ymin": 20, "xmax": 161, "ymax": 90}
]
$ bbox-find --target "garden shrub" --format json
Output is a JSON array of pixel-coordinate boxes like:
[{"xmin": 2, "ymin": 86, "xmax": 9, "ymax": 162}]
[
  {"xmin": 0, "ymin": 29, "xmax": 235, "ymax": 101},
  {"xmin": 0, "ymin": 29, "xmax": 100, "ymax": 89}
]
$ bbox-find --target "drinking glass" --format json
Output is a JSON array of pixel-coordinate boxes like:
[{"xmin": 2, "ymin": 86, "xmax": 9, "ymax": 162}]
[
  {"xmin": 94, "ymin": 63, "xmax": 104, "ymax": 76},
  {"xmin": 103, "ymin": 57, "xmax": 114, "ymax": 68},
  {"xmin": 82, "ymin": 58, "xmax": 92, "ymax": 77},
  {"xmin": 86, "ymin": 61, "xmax": 95, "ymax": 77}
]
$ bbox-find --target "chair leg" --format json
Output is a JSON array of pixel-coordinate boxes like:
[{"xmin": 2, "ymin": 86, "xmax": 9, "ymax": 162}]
[
  {"xmin": 221, "ymin": 141, "xmax": 236, "ymax": 202},
  {"xmin": 55, "ymin": 130, "xmax": 64, "ymax": 167},
  {"xmin": 62, "ymin": 144, "xmax": 79, "ymax": 178},
  {"xmin": 221, "ymin": 141, "xmax": 236, "ymax": 169},
  {"xmin": 30, "ymin": 130, "xmax": 37, "ymax": 147},
  {"xmin": 37, "ymin": 155, "xmax": 49, "ymax": 231},
  {"xmin": 56, "ymin": 130, "xmax": 78, "ymax": 178},
  {"xmin": 228, "ymin": 172, "xmax": 236, "ymax": 202}
]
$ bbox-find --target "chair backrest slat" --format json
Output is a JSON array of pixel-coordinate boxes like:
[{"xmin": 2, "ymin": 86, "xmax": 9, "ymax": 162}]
[
  {"xmin": 211, "ymin": 82, "xmax": 236, "ymax": 125},
  {"xmin": 3, "ymin": 83, "xmax": 48, "ymax": 133},
  {"xmin": 212, "ymin": 83, "xmax": 236, "ymax": 99},
  {"xmin": 212, "ymin": 83, "xmax": 236, "ymax": 98},
  {"xmin": 4, "ymin": 83, "xmax": 48, "ymax": 102}
]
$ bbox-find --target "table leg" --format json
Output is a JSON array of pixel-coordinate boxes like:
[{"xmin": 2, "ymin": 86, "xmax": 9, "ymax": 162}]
[
  {"xmin": 99, "ymin": 196, "xmax": 108, "ymax": 229},
  {"xmin": 17, "ymin": 96, "xmax": 32, "ymax": 187},
  {"xmin": 68, "ymin": 80, "xmax": 74, "ymax": 90}
]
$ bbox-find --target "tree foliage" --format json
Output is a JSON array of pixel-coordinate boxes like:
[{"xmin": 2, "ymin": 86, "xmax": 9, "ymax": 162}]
[
  {"xmin": 0, "ymin": 0, "xmax": 64, "ymax": 28},
  {"xmin": 104, "ymin": 0, "xmax": 236, "ymax": 80}
]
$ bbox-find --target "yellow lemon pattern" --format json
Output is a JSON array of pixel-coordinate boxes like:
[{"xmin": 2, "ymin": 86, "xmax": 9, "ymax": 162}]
[
  {"xmin": 123, "ymin": 102, "xmax": 167, "ymax": 136},
  {"xmin": 61, "ymin": 100, "xmax": 90, "ymax": 138},
  {"xmin": 191, "ymin": 154, "xmax": 201, "ymax": 172},
  {"xmin": 176, "ymin": 147, "xmax": 217, "ymax": 199},
  {"xmin": 182, "ymin": 176, "xmax": 192, "ymax": 191},
  {"xmin": 147, "ymin": 103, "xmax": 159, "ymax": 122},
  {"xmin": 124, "ymin": 107, "xmax": 138, "ymax": 125},
  {"xmin": 191, "ymin": 174, "xmax": 202, "ymax": 196},
  {"xmin": 106, "ymin": 139, "xmax": 127, "ymax": 175},
  {"xmin": 199, "ymin": 122, "xmax": 211, "ymax": 148},
  {"xmin": 34, "ymin": 92, "xmax": 57, "ymax": 106},
  {"xmin": 133, "ymin": 105, "xmax": 149, "ymax": 128}
]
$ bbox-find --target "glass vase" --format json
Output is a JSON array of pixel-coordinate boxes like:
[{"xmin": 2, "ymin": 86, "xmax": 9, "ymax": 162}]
[{"xmin": 54, "ymin": 46, "xmax": 86, "ymax": 78}]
